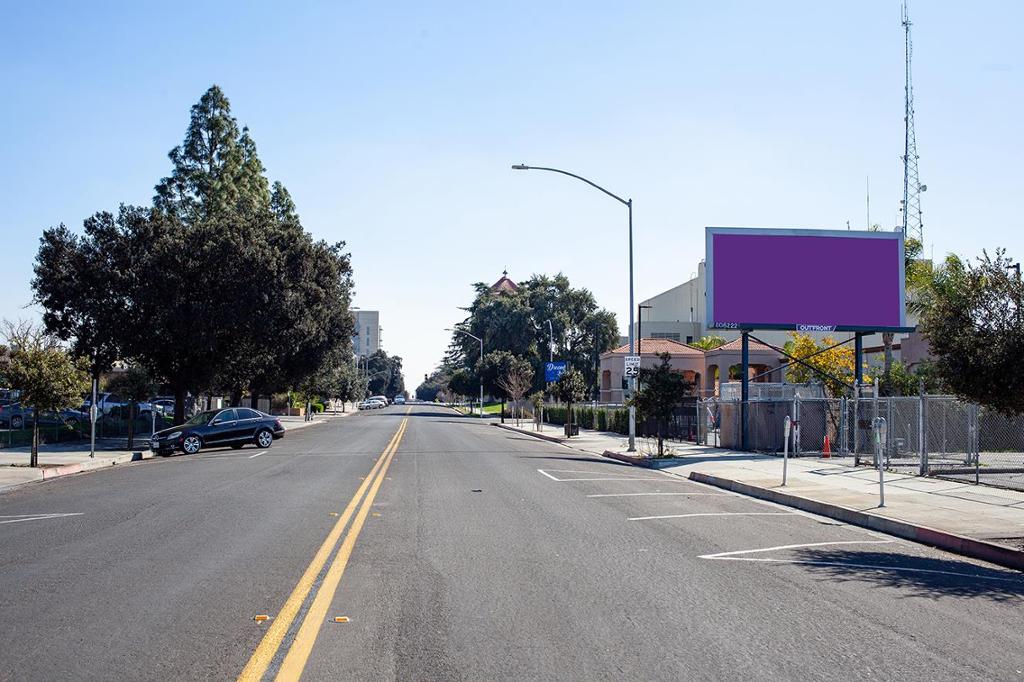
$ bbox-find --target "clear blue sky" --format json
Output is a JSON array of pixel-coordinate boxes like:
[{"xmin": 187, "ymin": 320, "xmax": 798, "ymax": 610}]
[{"xmin": 2, "ymin": 1, "xmax": 1021, "ymax": 390}]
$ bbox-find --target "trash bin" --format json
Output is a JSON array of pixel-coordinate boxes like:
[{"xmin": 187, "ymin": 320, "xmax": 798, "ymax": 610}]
[{"xmin": 564, "ymin": 423, "xmax": 580, "ymax": 437}]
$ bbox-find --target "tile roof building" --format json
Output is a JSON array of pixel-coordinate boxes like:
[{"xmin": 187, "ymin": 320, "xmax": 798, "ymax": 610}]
[{"xmin": 599, "ymin": 337, "xmax": 783, "ymax": 403}]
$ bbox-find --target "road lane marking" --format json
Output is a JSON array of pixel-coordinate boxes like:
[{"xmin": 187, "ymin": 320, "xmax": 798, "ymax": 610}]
[
  {"xmin": 536, "ymin": 469, "xmax": 665, "ymax": 482},
  {"xmin": 697, "ymin": 557, "xmax": 1024, "ymax": 583},
  {"xmin": 237, "ymin": 419, "xmax": 407, "ymax": 682},
  {"xmin": 537, "ymin": 469, "xmax": 561, "ymax": 481},
  {"xmin": 628, "ymin": 512, "xmax": 795, "ymax": 521},
  {"xmin": 587, "ymin": 492, "xmax": 730, "ymax": 498},
  {"xmin": 699, "ymin": 540, "xmax": 895, "ymax": 559},
  {"xmin": 0, "ymin": 513, "xmax": 83, "ymax": 525},
  {"xmin": 248, "ymin": 451, "xmax": 268, "ymax": 459},
  {"xmin": 274, "ymin": 417, "xmax": 408, "ymax": 681}
]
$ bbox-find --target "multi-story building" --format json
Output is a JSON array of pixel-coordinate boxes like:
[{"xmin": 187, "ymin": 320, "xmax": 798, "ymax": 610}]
[{"xmin": 352, "ymin": 309, "xmax": 381, "ymax": 358}]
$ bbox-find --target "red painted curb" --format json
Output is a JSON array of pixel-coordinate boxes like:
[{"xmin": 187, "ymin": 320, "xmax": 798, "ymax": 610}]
[{"xmin": 42, "ymin": 463, "xmax": 83, "ymax": 479}]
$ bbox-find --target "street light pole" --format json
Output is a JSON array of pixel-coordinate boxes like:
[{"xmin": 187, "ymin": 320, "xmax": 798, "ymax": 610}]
[
  {"xmin": 512, "ymin": 163, "xmax": 637, "ymax": 451},
  {"xmin": 447, "ymin": 328, "xmax": 484, "ymax": 418},
  {"xmin": 546, "ymin": 319, "xmax": 554, "ymax": 363}
]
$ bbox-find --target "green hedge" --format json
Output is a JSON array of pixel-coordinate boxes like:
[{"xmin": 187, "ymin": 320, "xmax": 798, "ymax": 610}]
[{"xmin": 541, "ymin": 405, "xmax": 630, "ymax": 435}]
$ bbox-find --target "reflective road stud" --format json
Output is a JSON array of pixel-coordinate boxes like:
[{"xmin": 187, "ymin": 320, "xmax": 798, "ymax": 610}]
[
  {"xmin": 254, "ymin": 615, "xmax": 269, "ymax": 623},
  {"xmin": 332, "ymin": 616, "xmax": 349, "ymax": 623}
]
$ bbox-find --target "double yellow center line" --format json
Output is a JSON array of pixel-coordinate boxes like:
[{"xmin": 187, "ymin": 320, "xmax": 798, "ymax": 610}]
[{"xmin": 239, "ymin": 414, "xmax": 409, "ymax": 682}]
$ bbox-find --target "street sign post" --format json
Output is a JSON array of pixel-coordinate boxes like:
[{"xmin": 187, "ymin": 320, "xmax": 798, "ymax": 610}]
[
  {"xmin": 624, "ymin": 355, "xmax": 641, "ymax": 379},
  {"xmin": 544, "ymin": 361, "xmax": 567, "ymax": 383}
]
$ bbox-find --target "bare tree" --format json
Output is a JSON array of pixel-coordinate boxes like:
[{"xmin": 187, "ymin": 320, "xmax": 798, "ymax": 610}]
[{"xmin": 497, "ymin": 360, "xmax": 534, "ymax": 427}]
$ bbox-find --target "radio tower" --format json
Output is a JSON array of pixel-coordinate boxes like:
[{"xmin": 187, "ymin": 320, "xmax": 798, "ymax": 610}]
[{"xmin": 900, "ymin": 1, "xmax": 925, "ymax": 243}]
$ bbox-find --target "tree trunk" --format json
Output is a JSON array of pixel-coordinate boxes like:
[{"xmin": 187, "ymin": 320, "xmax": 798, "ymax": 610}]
[
  {"xmin": 30, "ymin": 407, "xmax": 39, "ymax": 468},
  {"xmin": 500, "ymin": 398, "xmax": 505, "ymax": 424},
  {"xmin": 173, "ymin": 383, "xmax": 186, "ymax": 425},
  {"xmin": 230, "ymin": 388, "xmax": 243, "ymax": 407},
  {"xmin": 249, "ymin": 391, "xmax": 259, "ymax": 410},
  {"xmin": 127, "ymin": 401, "xmax": 135, "ymax": 450}
]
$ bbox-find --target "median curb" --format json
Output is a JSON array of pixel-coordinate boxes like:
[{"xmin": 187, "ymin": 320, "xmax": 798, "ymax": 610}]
[{"xmin": 686, "ymin": 471, "xmax": 1024, "ymax": 573}]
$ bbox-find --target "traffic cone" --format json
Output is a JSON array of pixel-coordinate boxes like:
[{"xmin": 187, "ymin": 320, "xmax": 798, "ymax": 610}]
[{"xmin": 822, "ymin": 435, "xmax": 831, "ymax": 458}]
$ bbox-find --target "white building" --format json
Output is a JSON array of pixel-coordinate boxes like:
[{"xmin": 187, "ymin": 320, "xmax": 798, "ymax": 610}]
[{"xmin": 352, "ymin": 309, "xmax": 381, "ymax": 358}]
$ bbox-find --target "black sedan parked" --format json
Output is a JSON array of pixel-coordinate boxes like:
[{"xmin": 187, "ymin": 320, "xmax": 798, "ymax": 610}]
[{"xmin": 150, "ymin": 408, "xmax": 284, "ymax": 455}]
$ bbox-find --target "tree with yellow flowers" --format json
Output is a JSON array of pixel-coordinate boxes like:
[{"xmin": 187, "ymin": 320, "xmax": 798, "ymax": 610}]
[{"xmin": 783, "ymin": 332, "xmax": 870, "ymax": 398}]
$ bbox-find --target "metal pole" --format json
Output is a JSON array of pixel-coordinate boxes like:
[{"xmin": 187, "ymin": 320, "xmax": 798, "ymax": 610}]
[
  {"xmin": 782, "ymin": 414, "xmax": 791, "ymax": 486},
  {"xmin": 741, "ymin": 331, "xmax": 749, "ymax": 450},
  {"xmin": 874, "ymin": 416, "xmax": 887, "ymax": 506},
  {"xmin": 547, "ymin": 319, "xmax": 554, "ymax": 363},
  {"xmin": 479, "ymin": 337, "xmax": 484, "ymax": 418},
  {"xmin": 627, "ymin": 198, "xmax": 636, "ymax": 452},
  {"xmin": 90, "ymin": 375, "xmax": 97, "ymax": 458}
]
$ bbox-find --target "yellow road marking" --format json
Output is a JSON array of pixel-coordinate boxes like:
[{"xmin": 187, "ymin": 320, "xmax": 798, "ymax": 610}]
[
  {"xmin": 236, "ymin": 419, "xmax": 406, "ymax": 682},
  {"xmin": 274, "ymin": 417, "xmax": 407, "ymax": 681}
]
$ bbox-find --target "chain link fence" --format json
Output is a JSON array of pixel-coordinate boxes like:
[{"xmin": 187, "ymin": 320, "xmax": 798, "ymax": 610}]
[{"xmin": 700, "ymin": 395, "xmax": 1024, "ymax": 494}]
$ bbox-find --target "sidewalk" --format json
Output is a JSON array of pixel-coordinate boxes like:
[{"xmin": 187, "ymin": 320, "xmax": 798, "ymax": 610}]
[
  {"xmin": 0, "ymin": 410, "xmax": 354, "ymax": 494},
  {"xmin": 494, "ymin": 421, "xmax": 1024, "ymax": 571}
]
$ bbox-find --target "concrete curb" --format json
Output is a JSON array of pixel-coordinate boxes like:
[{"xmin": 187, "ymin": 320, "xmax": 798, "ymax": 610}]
[
  {"xmin": 492, "ymin": 423, "xmax": 565, "ymax": 444},
  {"xmin": 688, "ymin": 471, "xmax": 1024, "ymax": 573},
  {"xmin": 3, "ymin": 450, "xmax": 156, "ymax": 493},
  {"xmin": 602, "ymin": 450, "xmax": 654, "ymax": 468}
]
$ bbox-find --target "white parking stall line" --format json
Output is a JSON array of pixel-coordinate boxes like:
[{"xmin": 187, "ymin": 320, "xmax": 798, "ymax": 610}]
[
  {"xmin": 248, "ymin": 450, "xmax": 268, "ymax": 459},
  {"xmin": 628, "ymin": 512, "xmax": 795, "ymax": 521},
  {"xmin": 587, "ymin": 492, "xmax": 730, "ymax": 498},
  {"xmin": 0, "ymin": 513, "xmax": 83, "ymax": 525},
  {"xmin": 698, "ymin": 540, "xmax": 895, "ymax": 559},
  {"xmin": 536, "ymin": 468, "xmax": 660, "ymax": 482}
]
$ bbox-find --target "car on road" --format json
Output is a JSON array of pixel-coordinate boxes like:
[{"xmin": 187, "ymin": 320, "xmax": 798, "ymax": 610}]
[
  {"xmin": 358, "ymin": 399, "xmax": 385, "ymax": 410},
  {"xmin": 393, "ymin": 396, "xmax": 406, "ymax": 405},
  {"xmin": 150, "ymin": 408, "xmax": 284, "ymax": 455},
  {"xmin": 0, "ymin": 403, "xmax": 89, "ymax": 430}
]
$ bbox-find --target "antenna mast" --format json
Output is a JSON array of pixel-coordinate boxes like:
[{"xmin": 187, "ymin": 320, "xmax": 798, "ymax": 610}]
[{"xmin": 901, "ymin": 1, "xmax": 925, "ymax": 243}]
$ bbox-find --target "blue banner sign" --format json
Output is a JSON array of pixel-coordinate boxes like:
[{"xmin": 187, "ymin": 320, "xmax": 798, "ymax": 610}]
[{"xmin": 544, "ymin": 361, "xmax": 567, "ymax": 382}]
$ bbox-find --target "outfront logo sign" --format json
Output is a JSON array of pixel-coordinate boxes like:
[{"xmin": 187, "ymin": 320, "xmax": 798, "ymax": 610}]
[{"xmin": 796, "ymin": 324, "xmax": 837, "ymax": 332}]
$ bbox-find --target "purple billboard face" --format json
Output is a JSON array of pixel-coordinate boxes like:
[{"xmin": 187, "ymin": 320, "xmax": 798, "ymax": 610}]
[{"xmin": 706, "ymin": 228, "xmax": 906, "ymax": 331}]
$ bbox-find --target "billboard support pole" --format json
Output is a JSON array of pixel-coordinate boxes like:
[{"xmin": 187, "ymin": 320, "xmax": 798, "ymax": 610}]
[
  {"xmin": 741, "ymin": 331, "xmax": 749, "ymax": 450},
  {"xmin": 854, "ymin": 332, "xmax": 864, "ymax": 387}
]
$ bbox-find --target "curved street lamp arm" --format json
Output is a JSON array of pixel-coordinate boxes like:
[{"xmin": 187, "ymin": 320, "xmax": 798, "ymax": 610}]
[
  {"xmin": 447, "ymin": 327, "xmax": 482, "ymax": 343},
  {"xmin": 512, "ymin": 165, "xmax": 630, "ymax": 207}
]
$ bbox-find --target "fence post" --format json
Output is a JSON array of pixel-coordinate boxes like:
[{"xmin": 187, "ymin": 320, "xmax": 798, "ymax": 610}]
[
  {"xmin": 972, "ymin": 403, "xmax": 980, "ymax": 484},
  {"xmin": 839, "ymin": 395, "xmax": 848, "ymax": 456},
  {"xmin": 790, "ymin": 393, "xmax": 798, "ymax": 456},
  {"xmin": 853, "ymin": 383, "xmax": 860, "ymax": 465},
  {"xmin": 918, "ymin": 384, "xmax": 928, "ymax": 476}
]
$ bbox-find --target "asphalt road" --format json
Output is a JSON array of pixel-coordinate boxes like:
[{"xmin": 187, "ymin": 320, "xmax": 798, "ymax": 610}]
[{"xmin": 1, "ymin": 405, "xmax": 1022, "ymax": 681}]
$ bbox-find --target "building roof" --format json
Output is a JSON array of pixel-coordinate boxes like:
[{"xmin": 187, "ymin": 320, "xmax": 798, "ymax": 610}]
[
  {"xmin": 604, "ymin": 338, "xmax": 704, "ymax": 357},
  {"xmin": 489, "ymin": 270, "xmax": 519, "ymax": 294},
  {"xmin": 706, "ymin": 337, "xmax": 776, "ymax": 354}
]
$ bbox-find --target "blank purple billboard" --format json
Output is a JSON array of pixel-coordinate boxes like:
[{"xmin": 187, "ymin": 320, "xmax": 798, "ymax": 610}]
[{"xmin": 706, "ymin": 227, "xmax": 907, "ymax": 332}]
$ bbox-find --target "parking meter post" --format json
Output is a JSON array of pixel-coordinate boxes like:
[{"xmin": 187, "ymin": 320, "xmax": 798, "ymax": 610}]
[
  {"xmin": 782, "ymin": 415, "xmax": 792, "ymax": 486},
  {"xmin": 873, "ymin": 417, "xmax": 887, "ymax": 507}
]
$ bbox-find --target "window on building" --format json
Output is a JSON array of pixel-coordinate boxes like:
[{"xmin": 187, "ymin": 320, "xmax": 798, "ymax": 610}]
[{"xmin": 651, "ymin": 332, "xmax": 680, "ymax": 341}]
